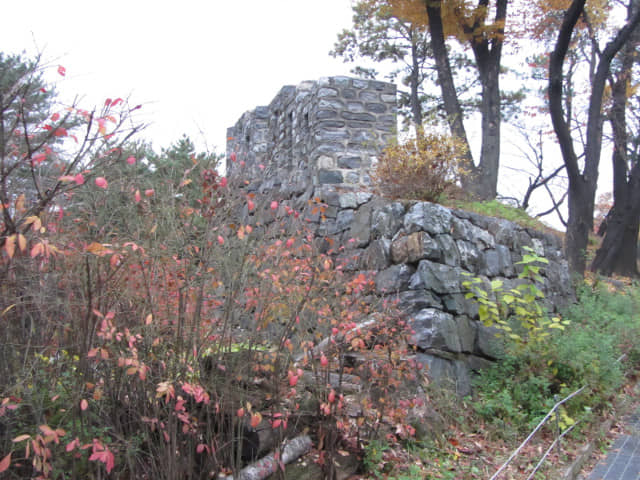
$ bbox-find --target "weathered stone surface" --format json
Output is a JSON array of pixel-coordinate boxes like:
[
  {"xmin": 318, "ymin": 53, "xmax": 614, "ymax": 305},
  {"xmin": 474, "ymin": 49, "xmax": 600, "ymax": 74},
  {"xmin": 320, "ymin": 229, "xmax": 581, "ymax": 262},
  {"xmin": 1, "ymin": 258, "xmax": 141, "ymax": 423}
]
[
  {"xmin": 334, "ymin": 209, "xmax": 354, "ymax": 233},
  {"xmin": 404, "ymin": 202, "xmax": 453, "ymax": 235},
  {"xmin": 318, "ymin": 169, "xmax": 343, "ymax": 184},
  {"xmin": 409, "ymin": 260, "xmax": 463, "ymax": 294},
  {"xmin": 457, "ymin": 240, "xmax": 483, "ymax": 271},
  {"xmin": 415, "ymin": 353, "xmax": 472, "ymax": 396},
  {"xmin": 397, "ymin": 289, "xmax": 443, "ymax": 313},
  {"xmin": 371, "ymin": 202, "xmax": 405, "ymax": 238},
  {"xmin": 361, "ymin": 239, "xmax": 391, "ymax": 270},
  {"xmin": 435, "ymin": 234, "xmax": 460, "ymax": 267},
  {"xmin": 347, "ymin": 204, "xmax": 372, "ymax": 247},
  {"xmin": 475, "ymin": 324, "xmax": 505, "ymax": 359},
  {"xmin": 451, "ymin": 217, "xmax": 495, "ymax": 249},
  {"xmin": 480, "ymin": 245, "xmax": 514, "ymax": 277},
  {"xmin": 375, "ymin": 264, "xmax": 415, "ymax": 293},
  {"xmin": 410, "ymin": 308, "xmax": 462, "ymax": 352},
  {"xmin": 442, "ymin": 293, "xmax": 479, "ymax": 318},
  {"xmin": 391, "ymin": 232, "xmax": 440, "ymax": 264}
]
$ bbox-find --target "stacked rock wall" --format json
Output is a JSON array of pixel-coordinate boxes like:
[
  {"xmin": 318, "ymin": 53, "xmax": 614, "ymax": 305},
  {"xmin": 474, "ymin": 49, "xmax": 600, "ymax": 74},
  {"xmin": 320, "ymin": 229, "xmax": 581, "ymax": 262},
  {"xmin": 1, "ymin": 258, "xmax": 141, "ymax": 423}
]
[
  {"xmin": 226, "ymin": 77, "xmax": 573, "ymax": 395},
  {"xmin": 226, "ymin": 76, "xmax": 396, "ymax": 193}
]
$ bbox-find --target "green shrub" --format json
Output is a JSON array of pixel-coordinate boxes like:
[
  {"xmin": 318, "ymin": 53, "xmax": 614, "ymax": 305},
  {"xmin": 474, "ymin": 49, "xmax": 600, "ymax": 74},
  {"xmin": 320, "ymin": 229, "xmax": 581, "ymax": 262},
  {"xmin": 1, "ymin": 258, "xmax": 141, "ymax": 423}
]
[{"xmin": 471, "ymin": 279, "xmax": 640, "ymax": 438}]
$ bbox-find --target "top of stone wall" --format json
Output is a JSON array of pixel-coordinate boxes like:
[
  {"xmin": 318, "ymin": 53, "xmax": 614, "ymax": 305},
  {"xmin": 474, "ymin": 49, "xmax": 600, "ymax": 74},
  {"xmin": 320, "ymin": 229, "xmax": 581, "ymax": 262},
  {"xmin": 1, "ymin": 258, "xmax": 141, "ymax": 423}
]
[{"xmin": 226, "ymin": 76, "xmax": 397, "ymax": 193}]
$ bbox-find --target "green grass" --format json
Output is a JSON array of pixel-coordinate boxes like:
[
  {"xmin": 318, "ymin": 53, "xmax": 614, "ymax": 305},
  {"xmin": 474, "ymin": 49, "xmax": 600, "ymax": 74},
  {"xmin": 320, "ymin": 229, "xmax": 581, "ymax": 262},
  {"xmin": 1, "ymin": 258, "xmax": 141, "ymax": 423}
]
[{"xmin": 446, "ymin": 198, "xmax": 557, "ymax": 233}]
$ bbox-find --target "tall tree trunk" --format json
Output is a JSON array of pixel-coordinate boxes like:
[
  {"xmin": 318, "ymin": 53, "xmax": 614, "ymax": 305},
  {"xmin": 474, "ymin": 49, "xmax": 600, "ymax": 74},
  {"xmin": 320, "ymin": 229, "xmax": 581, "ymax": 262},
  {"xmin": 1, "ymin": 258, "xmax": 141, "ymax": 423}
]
[
  {"xmin": 549, "ymin": 0, "xmax": 640, "ymax": 276},
  {"xmin": 591, "ymin": 201, "xmax": 640, "ymax": 276},
  {"xmin": 592, "ymin": 7, "xmax": 640, "ymax": 277},
  {"xmin": 467, "ymin": 0, "xmax": 507, "ymax": 200},
  {"xmin": 425, "ymin": 0, "xmax": 476, "ymax": 187},
  {"xmin": 409, "ymin": 31, "xmax": 424, "ymax": 130}
]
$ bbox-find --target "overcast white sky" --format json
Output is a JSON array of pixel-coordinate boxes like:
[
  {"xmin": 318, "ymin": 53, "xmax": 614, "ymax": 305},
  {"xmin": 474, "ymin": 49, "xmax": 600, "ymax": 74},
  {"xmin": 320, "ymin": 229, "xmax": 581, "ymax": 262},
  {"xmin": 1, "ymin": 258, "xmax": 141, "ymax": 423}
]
[{"xmin": 2, "ymin": 0, "xmax": 356, "ymax": 154}]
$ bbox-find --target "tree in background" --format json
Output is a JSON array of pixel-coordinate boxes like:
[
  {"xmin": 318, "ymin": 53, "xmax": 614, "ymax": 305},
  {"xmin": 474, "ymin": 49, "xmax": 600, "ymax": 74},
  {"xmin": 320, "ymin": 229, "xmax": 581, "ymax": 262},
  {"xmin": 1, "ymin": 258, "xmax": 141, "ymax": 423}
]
[
  {"xmin": 389, "ymin": 0, "xmax": 509, "ymax": 201},
  {"xmin": 591, "ymin": 0, "xmax": 640, "ymax": 277},
  {"xmin": 548, "ymin": 0, "xmax": 640, "ymax": 275},
  {"xmin": 0, "ymin": 53, "xmax": 141, "ymax": 251},
  {"xmin": 331, "ymin": 0, "xmax": 476, "ymax": 131}
]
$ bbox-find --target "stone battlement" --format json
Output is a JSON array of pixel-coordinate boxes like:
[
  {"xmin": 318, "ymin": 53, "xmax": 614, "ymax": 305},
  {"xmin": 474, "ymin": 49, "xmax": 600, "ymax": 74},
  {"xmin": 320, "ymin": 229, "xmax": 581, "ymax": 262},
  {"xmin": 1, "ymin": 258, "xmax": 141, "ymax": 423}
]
[{"xmin": 226, "ymin": 76, "xmax": 397, "ymax": 193}]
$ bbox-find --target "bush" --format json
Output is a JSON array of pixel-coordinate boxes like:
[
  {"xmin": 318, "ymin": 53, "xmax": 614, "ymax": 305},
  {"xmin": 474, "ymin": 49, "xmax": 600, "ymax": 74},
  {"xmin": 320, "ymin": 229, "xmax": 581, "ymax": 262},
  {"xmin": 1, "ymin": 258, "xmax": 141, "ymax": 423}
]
[
  {"xmin": 373, "ymin": 130, "xmax": 467, "ymax": 202},
  {"xmin": 471, "ymin": 279, "xmax": 640, "ymax": 438}
]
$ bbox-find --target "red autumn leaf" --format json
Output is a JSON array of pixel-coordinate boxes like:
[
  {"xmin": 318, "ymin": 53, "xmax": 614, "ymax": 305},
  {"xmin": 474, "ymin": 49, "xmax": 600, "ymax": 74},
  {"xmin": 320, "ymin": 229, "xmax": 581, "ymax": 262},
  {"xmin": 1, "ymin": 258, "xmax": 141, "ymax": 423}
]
[
  {"xmin": 32, "ymin": 153, "xmax": 46, "ymax": 164},
  {"xmin": 247, "ymin": 199, "xmax": 255, "ymax": 211},
  {"xmin": 219, "ymin": 177, "xmax": 228, "ymax": 187},
  {"xmin": 57, "ymin": 65, "xmax": 66, "ymax": 76},
  {"xmin": 250, "ymin": 413, "xmax": 262, "ymax": 428},
  {"xmin": 80, "ymin": 399, "xmax": 88, "ymax": 411},
  {"xmin": 320, "ymin": 353, "xmax": 328, "ymax": 367},
  {"xmin": 0, "ymin": 452, "xmax": 10, "ymax": 473},
  {"xmin": 144, "ymin": 189, "xmax": 154, "ymax": 197},
  {"xmin": 74, "ymin": 173, "xmax": 85, "ymax": 185},
  {"xmin": 89, "ymin": 448, "xmax": 115, "ymax": 473},
  {"xmin": 54, "ymin": 127, "xmax": 67, "ymax": 137},
  {"xmin": 95, "ymin": 177, "xmax": 108, "ymax": 189},
  {"xmin": 111, "ymin": 98, "xmax": 123, "ymax": 107},
  {"xmin": 270, "ymin": 201, "xmax": 278, "ymax": 211},
  {"xmin": 66, "ymin": 438, "xmax": 80, "ymax": 452},
  {"xmin": 196, "ymin": 443, "xmax": 209, "ymax": 454},
  {"xmin": 51, "ymin": 113, "xmax": 60, "ymax": 122},
  {"xmin": 230, "ymin": 152, "xmax": 237, "ymax": 162},
  {"xmin": 134, "ymin": 190, "xmax": 141, "ymax": 203},
  {"xmin": 217, "ymin": 235, "xmax": 224, "ymax": 245},
  {"xmin": 126, "ymin": 156, "xmax": 136, "ymax": 165}
]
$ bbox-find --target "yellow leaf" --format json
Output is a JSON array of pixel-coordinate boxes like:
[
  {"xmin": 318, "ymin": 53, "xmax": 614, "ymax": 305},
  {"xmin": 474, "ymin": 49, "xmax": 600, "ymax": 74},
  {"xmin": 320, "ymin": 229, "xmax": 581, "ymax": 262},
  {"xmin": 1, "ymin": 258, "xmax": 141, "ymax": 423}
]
[
  {"xmin": 17, "ymin": 234, "xmax": 27, "ymax": 252},
  {"xmin": 24, "ymin": 216, "xmax": 42, "ymax": 231},
  {"xmin": 15, "ymin": 194, "xmax": 25, "ymax": 213},
  {"xmin": 5, "ymin": 235, "xmax": 16, "ymax": 258},
  {"xmin": 85, "ymin": 242, "xmax": 108, "ymax": 255}
]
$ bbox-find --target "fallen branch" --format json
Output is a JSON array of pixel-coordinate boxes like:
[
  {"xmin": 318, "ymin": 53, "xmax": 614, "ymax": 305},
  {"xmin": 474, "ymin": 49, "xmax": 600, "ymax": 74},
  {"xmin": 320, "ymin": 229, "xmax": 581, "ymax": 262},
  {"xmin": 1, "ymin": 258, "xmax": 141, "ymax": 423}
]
[{"xmin": 219, "ymin": 435, "xmax": 313, "ymax": 480}]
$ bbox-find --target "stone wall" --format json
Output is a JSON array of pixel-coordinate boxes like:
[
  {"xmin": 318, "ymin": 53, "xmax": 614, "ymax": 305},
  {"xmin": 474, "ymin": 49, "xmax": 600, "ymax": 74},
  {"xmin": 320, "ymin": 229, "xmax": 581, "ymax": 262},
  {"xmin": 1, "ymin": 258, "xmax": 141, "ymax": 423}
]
[
  {"xmin": 226, "ymin": 76, "xmax": 396, "ymax": 193},
  {"xmin": 226, "ymin": 77, "xmax": 573, "ymax": 395}
]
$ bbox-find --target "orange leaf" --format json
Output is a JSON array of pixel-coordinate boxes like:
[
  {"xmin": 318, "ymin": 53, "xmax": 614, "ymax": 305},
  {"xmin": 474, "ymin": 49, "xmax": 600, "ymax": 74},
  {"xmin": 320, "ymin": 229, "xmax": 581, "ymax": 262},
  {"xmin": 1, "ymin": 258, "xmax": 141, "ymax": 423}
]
[
  {"xmin": 17, "ymin": 234, "xmax": 26, "ymax": 253},
  {"xmin": 85, "ymin": 242, "xmax": 109, "ymax": 255},
  {"xmin": 30, "ymin": 242, "xmax": 43, "ymax": 258},
  {"xmin": 250, "ymin": 412, "xmax": 262, "ymax": 428},
  {"xmin": 0, "ymin": 452, "xmax": 10, "ymax": 473},
  {"xmin": 5, "ymin": 235, "xmax": 15, "ymax": 258},
  {"xmin": 24, "ymin": 216, "xmax": 42, "ymax": 231}
]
